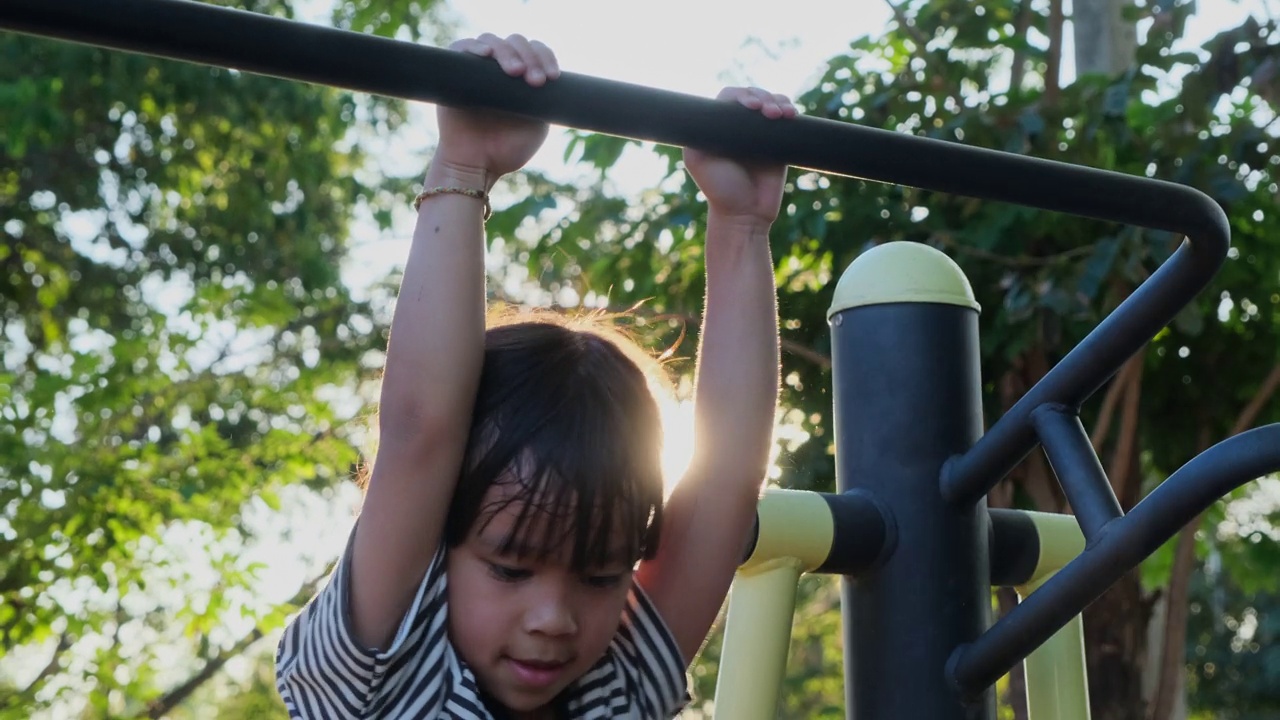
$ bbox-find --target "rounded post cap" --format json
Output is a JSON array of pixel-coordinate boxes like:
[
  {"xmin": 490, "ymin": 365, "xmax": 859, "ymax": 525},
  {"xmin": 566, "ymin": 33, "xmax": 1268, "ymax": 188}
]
[{"xmin": 828, "ymin": 241, "xmax": 980, "ymax": 318}]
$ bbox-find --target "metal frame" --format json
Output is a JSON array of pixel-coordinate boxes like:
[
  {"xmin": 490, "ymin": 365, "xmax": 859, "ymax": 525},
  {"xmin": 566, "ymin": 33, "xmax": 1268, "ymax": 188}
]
[{"xmin": 5, "ymin": 1, "xmax": 1280, "ymax": 717}]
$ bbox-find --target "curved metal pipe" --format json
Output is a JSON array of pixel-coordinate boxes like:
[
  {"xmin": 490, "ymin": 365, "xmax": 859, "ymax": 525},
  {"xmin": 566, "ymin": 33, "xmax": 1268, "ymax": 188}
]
[{"xmin": 949, "ymin": 424, "xmax": 1280, "ymax": 696}]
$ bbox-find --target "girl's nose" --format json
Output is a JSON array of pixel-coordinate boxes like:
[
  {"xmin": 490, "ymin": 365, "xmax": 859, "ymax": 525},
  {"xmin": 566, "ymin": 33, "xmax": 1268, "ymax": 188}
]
[{"xmin": 523, "ymin": 585, "xmax": 578, "ymax": 637}]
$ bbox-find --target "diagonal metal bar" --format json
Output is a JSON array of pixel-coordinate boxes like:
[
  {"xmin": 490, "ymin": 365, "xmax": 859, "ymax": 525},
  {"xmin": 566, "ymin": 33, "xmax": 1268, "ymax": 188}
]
[
  {"xmin": 1030, "ymin": 403, "xmax": 1124, "ymax": 542},
  {"xmin": 948, "ymin": 424, "xmax": 1280, "ymax": 696}
]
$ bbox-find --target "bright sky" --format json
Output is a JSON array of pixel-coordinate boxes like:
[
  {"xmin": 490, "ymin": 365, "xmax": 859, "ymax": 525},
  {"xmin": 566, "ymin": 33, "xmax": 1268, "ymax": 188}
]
[{"xmin": 9, "ymin": 0, "xmax": 1279, "ymax": 713}]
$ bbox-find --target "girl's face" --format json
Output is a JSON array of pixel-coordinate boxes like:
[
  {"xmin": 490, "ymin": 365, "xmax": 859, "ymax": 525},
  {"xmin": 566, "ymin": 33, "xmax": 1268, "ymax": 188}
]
[{"xmin": 446, "ymin": 481, "xmax": 636, "ymax": 717}]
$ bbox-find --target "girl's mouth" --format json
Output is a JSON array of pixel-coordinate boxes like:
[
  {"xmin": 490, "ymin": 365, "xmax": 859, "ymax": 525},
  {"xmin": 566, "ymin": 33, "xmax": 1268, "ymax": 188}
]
[{"xmin": 505, "ymin": 656, "xmax": 569, "ymax": 688}]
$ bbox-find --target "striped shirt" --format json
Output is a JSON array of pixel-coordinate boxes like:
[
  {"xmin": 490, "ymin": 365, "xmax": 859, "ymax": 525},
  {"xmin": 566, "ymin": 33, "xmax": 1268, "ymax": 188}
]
[{"xmin": 275, "ymin": 531, "xmax": 690, "ymax": 719}]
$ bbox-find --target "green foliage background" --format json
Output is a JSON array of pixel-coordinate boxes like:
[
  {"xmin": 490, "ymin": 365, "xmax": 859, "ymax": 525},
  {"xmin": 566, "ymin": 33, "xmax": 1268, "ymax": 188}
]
[
  {"xmin": 2, "ymin": 0, "xmax": 1279, "ymax": 718},
  {"xmin": 0, "ymin": 0, "xmax": 446, "ymax": 716}
]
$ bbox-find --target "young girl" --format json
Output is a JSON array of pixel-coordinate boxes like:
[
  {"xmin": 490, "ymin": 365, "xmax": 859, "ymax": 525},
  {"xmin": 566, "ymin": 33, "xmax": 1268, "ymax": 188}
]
[{"xmin": 276, "ymin": 33, "xmax": 796, "ymax": 719}]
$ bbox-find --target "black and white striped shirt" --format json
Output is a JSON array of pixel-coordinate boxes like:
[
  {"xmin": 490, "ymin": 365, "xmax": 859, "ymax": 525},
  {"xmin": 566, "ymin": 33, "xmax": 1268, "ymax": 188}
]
[{"xmin": 275, "ymin": 531, "xmax": 690, "ymax": 719}]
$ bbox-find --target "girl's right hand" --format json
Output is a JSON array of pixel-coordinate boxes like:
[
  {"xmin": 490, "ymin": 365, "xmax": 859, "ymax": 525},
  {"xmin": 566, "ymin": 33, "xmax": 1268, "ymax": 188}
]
[{"xmin": 433, "ymin": 33, "xmax": 560, "ymax": 188}]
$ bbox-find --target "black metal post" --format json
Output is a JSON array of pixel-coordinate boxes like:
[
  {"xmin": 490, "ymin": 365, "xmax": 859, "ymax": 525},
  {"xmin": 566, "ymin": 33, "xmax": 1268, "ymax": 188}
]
[{"xmin": 828, "ymin": 244, "xmax": 989, "ymax": 719}]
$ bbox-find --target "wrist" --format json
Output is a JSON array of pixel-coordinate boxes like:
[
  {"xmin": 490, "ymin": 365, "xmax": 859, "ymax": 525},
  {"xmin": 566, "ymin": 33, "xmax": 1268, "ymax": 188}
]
[
  {"xmin": 706, "ymin": 209, "xmax": 774, "ymax": 239},
  {"xmin": 425, "ymin": 158, "xmax": 496, "ymax": 193}
]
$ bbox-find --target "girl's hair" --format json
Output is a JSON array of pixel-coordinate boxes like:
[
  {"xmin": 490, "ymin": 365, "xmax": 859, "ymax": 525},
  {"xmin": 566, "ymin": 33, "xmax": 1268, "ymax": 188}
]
[{"xmin": 362, "ymin": 307, "xmax": 670, "ymax": 572}]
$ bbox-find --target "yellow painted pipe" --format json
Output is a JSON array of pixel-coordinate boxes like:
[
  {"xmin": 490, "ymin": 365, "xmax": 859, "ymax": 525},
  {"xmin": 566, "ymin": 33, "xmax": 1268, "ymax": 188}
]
[
  {"xmin": 712, "ymin": 559, "xmax": 805, "ymax": 719},
  {"xmin": 713, "ymin": 489, "xmax": 835, "ymax": 719},
  {"xmin": 1019, "ymin": 513, "xmax": 1090, "ymax": 720}
]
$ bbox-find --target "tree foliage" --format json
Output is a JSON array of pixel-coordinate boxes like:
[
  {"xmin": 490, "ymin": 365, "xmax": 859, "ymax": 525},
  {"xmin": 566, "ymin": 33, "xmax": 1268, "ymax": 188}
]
[
  {"xmin": 1183, "ymin": 561, "xmax": 1280, "ymax": 720},
  {"xmin": 5, "ymin": 0, "xmax": 1280, "ymax": 718},
  {"xmin": 0, "ymin": 1, "xmax": 445, "ymax": 716}
]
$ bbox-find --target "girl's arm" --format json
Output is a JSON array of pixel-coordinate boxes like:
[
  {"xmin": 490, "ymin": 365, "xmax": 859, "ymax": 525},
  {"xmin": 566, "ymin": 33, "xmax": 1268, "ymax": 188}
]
[
  {"xmin": 348, "ymin": 34, "xmax": 558, "ymax": 650},
  {"xmin": 636, "ymin": 87, "xmax": 794, "ymax": 665}
]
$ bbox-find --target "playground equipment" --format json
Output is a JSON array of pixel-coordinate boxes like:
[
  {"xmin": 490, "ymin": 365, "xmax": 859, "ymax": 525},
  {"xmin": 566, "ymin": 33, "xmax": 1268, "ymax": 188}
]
[{"xmin": 3, "ymin": 1, "xmax": 1278, "ymax": 717}]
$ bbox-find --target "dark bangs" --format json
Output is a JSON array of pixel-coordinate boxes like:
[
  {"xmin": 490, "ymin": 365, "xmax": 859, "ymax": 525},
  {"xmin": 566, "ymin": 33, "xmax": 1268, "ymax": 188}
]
[{"xmin": 443, "ymin": 318, "xmax": 666, "ymax": 572}]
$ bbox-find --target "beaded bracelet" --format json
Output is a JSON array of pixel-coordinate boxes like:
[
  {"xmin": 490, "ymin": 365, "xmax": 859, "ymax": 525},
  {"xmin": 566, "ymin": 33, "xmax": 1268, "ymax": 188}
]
[{"xmin": 413, "ymin": 186, "xmax": 492, "ymax": 220}]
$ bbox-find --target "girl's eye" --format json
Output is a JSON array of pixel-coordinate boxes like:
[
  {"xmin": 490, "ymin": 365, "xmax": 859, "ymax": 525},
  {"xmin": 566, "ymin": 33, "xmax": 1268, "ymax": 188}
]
[
  {"xmin": 488, "ymin": 563, "xmax": 530, "ymax": 583},
  {"xmin": 584, "ymin": 573, "xmax": 626, "ymax": 589}
]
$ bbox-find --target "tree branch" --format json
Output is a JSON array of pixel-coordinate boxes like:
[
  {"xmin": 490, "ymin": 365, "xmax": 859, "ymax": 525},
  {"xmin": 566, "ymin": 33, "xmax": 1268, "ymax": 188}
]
[
  {"xmin": 641, "ymin": 309, "xmax": 831, "ymax": 370},
  {"xmin": 18, "ymin": 631, "xmax": 72, "ymax": 700},
  {"xmin": 781, "ymin": 339, "xmax": 832, "ymax": 370},
  {"xmin": 1091, "ymin": 353, "xmax": 1141, "ymax": 451},
  {"xmin": 883, "ymin": 0, "xmax": 930, "ymax": 50},
  {"xmin": 1149, "ymin": 363, "xmax": 1280, "ymax": 720},
  {"xmin": 143, "ymin": 568, "xmax": 331, "ymax": 718},
  {"xmin": 1230, "ymin": 363, "xmax": 1280, "ymax": 436},
  {"xmin": 1045, "ymin": 0, "xmax": 1066, "ymax": 106},
  {"xmin": 1150, "ymin": 510, "xmax": 1199, "ymax": 720},
  {"xmin": 1106, "ymin": 352, "xmax": 1145, "ymax": 508},
  {"xmin": 997, "ymin": 348, "xmax": 1064, "ymax": 512},
  {"xmin": 934, "ymin": 232, "xmax": 1098, "ymax": 268},
  {"xmin": 1009, "ymin": 0, "xmax": 1034, "ymax": 94}
]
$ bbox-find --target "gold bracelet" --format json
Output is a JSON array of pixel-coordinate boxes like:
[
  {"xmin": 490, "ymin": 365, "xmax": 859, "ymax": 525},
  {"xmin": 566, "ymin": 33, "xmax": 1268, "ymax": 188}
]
[{"xmin": 413, "ymin": 186, "xmax": 492, "ymax": 220}]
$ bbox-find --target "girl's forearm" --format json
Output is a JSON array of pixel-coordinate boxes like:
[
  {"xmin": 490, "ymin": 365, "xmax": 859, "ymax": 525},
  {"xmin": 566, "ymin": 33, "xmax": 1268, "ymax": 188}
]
[
  {"xmin": 690, "ymin": 210, "xmax": 781, "ymax": 489},
  {"xmin": 378, "ymin": 161, "xmax": 491, "ymax": 439}
]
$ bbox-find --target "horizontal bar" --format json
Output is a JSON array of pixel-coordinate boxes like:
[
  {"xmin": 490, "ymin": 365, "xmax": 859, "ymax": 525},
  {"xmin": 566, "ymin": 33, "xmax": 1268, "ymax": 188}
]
[
  {"xmin": 0, "ymin": 0, "xmax": 1230, "ymax": 230},
  {"xmin": 988, "ymin": 509, "xmax": 1086, "ymax": 589},
  {"xmin": 815, "ymin": 490, "xmax": 893, "ymax": 575},
  {"xmin": 949, "ymin": 423, "xmax": 1280, "ymax": 696},
  {"xmin": 1030, "ymin": 403, "xmax": 1124, "ymax": 542},
  {"xmin": 988, "ymin": 509, "xmax": 1041, "ymax": 587},
  {"xmin": 741, "ymin": 488, "xmax": 836, "ymax": 572},
  {"xmin": 3, "ymin": 1, "xmax": 1231, "ymax": 501}
]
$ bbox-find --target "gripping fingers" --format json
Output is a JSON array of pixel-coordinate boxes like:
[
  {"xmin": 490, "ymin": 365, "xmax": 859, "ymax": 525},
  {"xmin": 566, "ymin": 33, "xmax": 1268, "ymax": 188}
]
[
  {"xmin": 451, "ymin": 33, "xmax": 558, "ymax": 87},
  {"xmin": 528, "ymin": 40, "xmax": 561, "ymax": 83},
  {"xmin": 476, "ymin": 33, "xmax": 526, "ymax": 78},
  {"xmin": 720, "ymin": 86, "xmax": 797, "ymax": 119},
  {"xmin": 504, "ymin": 34, "xmax": 558, "ymax": 86},
  {"xmin": 448, "ymin": 36, "xmax": 493, "ymax": 57},
  {"xmin": 770, "ymin": 92, "xmax": 798, "ymax": 118}
]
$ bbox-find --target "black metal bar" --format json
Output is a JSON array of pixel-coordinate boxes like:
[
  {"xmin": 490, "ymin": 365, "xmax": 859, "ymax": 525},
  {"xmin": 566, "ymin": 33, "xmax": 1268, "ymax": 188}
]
[
  {"xmin": 1, "ymin": 0, "xmax": 1232, "ymax": 507},
  {"xmin": 0, "ymin": 0, "xmax": 1221, "ymax": 231},
  {"xmin": 740, "ymin": 491, "xmax": 891, "ymax": 573},
  {"xmin": 948, "ymin": 423, "xmax": 1280, "ymax": 696},
  {"xmin": 1030, "ymin": 403, "xmax": 1124, "ymax": 542},
  {"xmin": 938, "ymin": 243, "xmax": 1225, "ymax": 507},
  {"xmin": 988, "ymin": 509, "xmax": 1041, "ymax": 588},
  {"xmin": 814, "ymin": 491, "xmax": 894, "ymax": 576},
  {"xmin": 830, "ymin": 302, "xmax": 991, "ymax": 718}
]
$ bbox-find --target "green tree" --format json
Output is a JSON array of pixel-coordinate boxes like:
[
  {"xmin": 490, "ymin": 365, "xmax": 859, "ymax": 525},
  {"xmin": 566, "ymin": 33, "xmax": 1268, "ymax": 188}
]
[
  {"xmin": 498, "ymin": 0, "xmax": 1280, "ymax": 717},
  {"xmin": 1183, "ymin": 562, "xmax": 1280, "ymax": 720},
  {"xmin": 8, "ymin": 1, "xmax": 1279, "ymax": 718},
  {"xmin": 0, "ymin": 1, "xmax": 447, "ymax": 716}
]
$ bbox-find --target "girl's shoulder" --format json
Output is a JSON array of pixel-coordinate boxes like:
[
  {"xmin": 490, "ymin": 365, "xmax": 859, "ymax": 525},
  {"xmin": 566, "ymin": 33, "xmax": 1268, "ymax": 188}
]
[{"xmin": 560, "ymin": 582, "xmax": 690, "ymax": 718}]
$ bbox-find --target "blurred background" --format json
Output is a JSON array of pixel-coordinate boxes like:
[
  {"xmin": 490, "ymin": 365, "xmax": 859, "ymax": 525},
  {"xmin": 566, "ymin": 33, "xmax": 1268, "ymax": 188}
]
[{"xmin": 2, "ymin": 0, "xmax": 1279, "ymax": 717}]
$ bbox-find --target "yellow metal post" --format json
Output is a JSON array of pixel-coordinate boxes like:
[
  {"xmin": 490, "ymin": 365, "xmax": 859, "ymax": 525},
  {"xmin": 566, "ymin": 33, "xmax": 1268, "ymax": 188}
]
[
  {"xmin": 1019, "ymin": 573, "xmax": 1090, "ymax": 720},
  {"xmin": 1019, "ymin": 513, "xmax": 1090, "ymax": 720},
  {"xmin": 712, "ymin": 489, "xmax": 834, "ymax": 719},
  {"xmin": 712, "ymin": 559, "xmax": 805, "ymax": 719}
]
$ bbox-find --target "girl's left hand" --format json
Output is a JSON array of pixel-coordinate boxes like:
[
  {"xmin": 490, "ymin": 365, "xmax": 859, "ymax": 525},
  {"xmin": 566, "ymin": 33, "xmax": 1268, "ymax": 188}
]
[{"xmin": 683, "ymin": 87, "xmax": 798, "ymax": 225}]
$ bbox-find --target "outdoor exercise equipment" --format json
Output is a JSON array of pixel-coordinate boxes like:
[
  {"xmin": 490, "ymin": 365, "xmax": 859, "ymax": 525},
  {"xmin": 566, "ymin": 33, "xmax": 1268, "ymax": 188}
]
[{"xmin": 4, "ymin": 1, "xmax": 1278, "ymax": 718}]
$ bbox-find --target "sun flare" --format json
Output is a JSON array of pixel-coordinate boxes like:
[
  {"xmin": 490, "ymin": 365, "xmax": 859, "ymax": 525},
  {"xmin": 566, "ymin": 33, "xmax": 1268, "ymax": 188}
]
[{"xmin": 656, "ymin": 395, "xmax": 697, "ymax": 497}]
